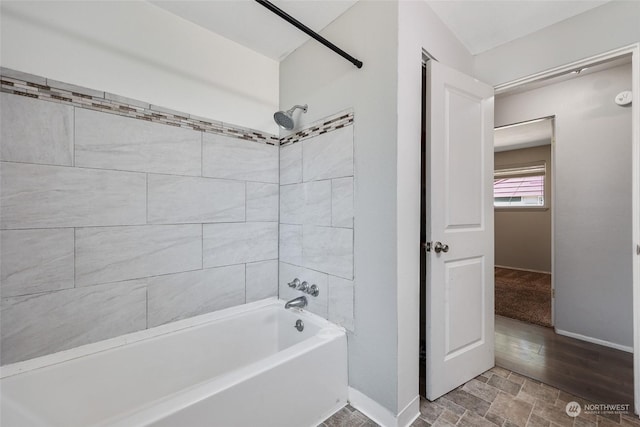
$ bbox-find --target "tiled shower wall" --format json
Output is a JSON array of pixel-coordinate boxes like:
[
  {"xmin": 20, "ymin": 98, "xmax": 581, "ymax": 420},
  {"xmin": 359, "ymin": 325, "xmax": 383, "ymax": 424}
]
[
  {"xmin": 278, "ymin": 123, "xmax": 355, "ymax": 331},
  {"xmin": 0, "ymin": 69, "xmax": 356, "ymax": 366},
  {"xmin": 0, "ymin": 82, "xmax": 279, "ymax": 365}
]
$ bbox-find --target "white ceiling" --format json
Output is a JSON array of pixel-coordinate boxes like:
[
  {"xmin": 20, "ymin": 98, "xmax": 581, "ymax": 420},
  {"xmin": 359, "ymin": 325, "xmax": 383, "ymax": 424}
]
[
  {"xmin": 150, "ymin": 0, "xmax": 357, "ymax": 61},
  {"xmin": 426, "ymin": 0, "xmax": 610, "ymax": 55},
  {"xmin": 150, "ymin": 1, "xmax": 611, "ymax": 62}
]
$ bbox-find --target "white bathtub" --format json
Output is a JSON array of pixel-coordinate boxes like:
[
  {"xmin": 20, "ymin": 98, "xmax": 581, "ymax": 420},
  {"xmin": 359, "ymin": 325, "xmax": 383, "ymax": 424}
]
[{"xmin": 0, "ymin": 298, "xmax": 348, "ymax": 427}]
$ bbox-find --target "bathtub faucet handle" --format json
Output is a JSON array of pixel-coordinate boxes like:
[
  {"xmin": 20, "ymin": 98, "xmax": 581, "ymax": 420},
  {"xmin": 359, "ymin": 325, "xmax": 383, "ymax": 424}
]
[
  {"xmin": 288, "ymin": 278, "xmax": 300, "ymax": 288},
  {"xmin": 297, "ymin": 281, "xmax": 309, "ymax": 292},
  {"xmin": 308, "ymin": 284, "xmax": 319, "ymax": 297}
]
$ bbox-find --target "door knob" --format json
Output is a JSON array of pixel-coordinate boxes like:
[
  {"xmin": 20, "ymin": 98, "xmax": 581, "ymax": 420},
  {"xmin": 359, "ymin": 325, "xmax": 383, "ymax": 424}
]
[{"xmin": 433, "ymin": 241, "xmax": 449, "ymax": 253}]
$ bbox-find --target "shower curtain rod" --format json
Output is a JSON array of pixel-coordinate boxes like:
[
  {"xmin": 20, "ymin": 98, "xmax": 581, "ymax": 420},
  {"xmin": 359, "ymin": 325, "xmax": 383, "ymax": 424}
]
[{"xmin": 254, "ymin": 0, "xmax": 363, "ymax": 69}]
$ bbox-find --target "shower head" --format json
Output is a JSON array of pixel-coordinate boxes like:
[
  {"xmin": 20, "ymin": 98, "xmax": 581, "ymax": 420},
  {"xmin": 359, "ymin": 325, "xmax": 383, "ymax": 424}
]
[{"xmin": 274, "ymin": 104, "xmax": 308, "ymax": 130}]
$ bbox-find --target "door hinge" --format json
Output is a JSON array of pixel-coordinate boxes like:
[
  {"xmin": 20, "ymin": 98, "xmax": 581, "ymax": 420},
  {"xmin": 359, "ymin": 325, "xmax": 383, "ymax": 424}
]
[
  {"xmin": 552, "ymin": 289, "xmax": 555, "ymax": 298},
  {"xmin": 637, "ymin": 244, "xmax": 640, "ymax": 255}
]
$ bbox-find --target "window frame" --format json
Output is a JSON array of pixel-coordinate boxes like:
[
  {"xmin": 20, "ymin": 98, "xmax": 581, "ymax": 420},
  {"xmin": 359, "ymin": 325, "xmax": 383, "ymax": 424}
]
[{"xmin": 493, "ymin": 161, "xmax": 548, "ymax": 211}]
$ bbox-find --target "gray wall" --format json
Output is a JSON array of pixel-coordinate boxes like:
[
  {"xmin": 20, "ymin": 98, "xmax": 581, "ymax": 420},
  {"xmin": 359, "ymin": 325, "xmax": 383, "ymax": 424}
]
[
  {"xmin": 495, "ymin": 63, "xmax": 633, "ymax": 348},
  {"xmin": 0, "ymin": 91, "xmax": 279, "ymax": 365},
  {"xmin": 495, "ymin": 145, "xmax": 552, "ymax": 273},
  {"xmin": 280, "ymin": 0, "xmax": 476, "ymax": 414},
  {"xmin": 280, "ymin": 2, "xmax": 400, "ymax": 413},
  {"xmin": 279, "ymin": 124, "xmax": 355, "ymax": 330},
  {"xmin": 281, "ymin": 1, "xmax": 401, "ymax": 412}
]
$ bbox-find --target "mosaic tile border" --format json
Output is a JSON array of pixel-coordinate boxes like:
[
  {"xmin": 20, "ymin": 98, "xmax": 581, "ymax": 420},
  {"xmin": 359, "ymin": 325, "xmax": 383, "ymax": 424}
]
[
  {"xmin": 279, "ymin": 110, "xmax": 354, "ymax": 146},
  {"xmin": 0, "ymin": 67, "xmax": 280, "ymax": 146},
  {"xmin": 0, "ymin": 67, "xmax": 354, "ymax": 147}
]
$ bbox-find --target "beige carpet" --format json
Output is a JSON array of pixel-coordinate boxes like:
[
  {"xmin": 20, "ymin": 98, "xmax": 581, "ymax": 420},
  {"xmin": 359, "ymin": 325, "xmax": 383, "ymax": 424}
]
[{"xmin": 495, "ymin": 267, "xmax": 552, "ymax": 327}]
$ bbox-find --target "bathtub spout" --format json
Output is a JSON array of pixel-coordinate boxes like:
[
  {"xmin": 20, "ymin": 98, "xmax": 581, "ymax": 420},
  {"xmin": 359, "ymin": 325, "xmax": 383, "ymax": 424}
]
[{"xmin": 285, "ymin": 296, "xmax": 308, "ymax": 310}]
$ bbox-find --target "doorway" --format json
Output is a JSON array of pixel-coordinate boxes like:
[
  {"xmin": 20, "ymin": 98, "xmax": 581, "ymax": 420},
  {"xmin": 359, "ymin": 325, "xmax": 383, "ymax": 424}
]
[
  {"xmin": 493, "ymin": 118, "xmax": 554, "ymax": 328},
  {"xmin": 492, "ymin": 55, "xmax": 635, "ymax": 407},
  {"xmin": 420, "ymin": 45, "xmax": 640, "ymax": 412}
]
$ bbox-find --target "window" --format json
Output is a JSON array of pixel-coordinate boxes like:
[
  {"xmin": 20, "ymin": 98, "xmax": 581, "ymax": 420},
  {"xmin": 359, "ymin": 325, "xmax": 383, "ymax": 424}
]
[{"xmin": 494, "ymin": 163, "xmax": 546, "ymax": 208}]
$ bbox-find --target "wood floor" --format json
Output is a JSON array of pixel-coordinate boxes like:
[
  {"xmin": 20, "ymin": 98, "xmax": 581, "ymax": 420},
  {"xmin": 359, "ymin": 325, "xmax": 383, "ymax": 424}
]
[{"xmin": 495, "ymin": 315, "xmax": 634, "ymax": 408}]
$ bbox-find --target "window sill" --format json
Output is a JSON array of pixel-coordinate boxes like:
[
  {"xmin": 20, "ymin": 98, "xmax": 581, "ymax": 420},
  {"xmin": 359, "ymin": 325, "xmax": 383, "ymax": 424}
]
[{"xmin": 495, "ymin": 207, "xmax": 549, "ymax": 212}]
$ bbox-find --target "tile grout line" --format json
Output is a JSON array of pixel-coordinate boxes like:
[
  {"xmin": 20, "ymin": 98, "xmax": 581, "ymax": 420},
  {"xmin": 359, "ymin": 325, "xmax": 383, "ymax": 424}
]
[
  {"xmin": 0, "ymin": 160, "xmax": 284, "ymax": 189},
  {"xmin": 72, "ymin": 106, "xmax": 76, "ymax": 167},
  {"xmin": 73, "ymin": 227, "xmax": 77, "ymax": 288},
  {"xmin": 8, "ymin": 260, "xmax": 279, "ymax": 299},
  {"xmin": 244, "ymin": 263, "xmax": 247, "ymax": 304},
  {"xmin": 201, "ymin": 223, "xmax": 204, "ymax": 270},
  {"xmin": 145, "ymin": 174, "xmax": 148, "ymax": 224},
  {"xmin": 145, "ymin": 286, "xmax": 149, "ymax": 330}
]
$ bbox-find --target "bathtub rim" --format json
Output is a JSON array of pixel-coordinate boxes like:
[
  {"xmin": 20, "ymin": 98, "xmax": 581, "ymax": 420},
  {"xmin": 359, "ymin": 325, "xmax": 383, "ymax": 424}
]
[{"xmin": 0, "ymin": 297, "xmax": 344, "ymax": 379}]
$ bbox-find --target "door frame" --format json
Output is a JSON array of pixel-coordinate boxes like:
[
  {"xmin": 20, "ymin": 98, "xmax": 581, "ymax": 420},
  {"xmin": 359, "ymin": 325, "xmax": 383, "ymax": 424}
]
[{"xmin": 494, "ymin": 43, "xmax": 640, "ymax": 413}]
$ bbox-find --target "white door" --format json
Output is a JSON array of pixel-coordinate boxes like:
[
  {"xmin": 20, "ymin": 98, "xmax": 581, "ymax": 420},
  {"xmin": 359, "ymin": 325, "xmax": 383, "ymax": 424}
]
[{"xmin": 425, "ymin": 60, "xmax": 495, "ymax": 400}]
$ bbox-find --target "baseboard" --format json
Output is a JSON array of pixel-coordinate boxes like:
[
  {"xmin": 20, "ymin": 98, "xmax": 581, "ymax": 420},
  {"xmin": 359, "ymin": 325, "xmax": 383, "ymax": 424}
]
[
  {"xmin": 348, "ymin": 387, "xmax": 420, "ymax": 427},
  {"xmin": 397, "ymin": 395, "xmax": 420, "ymax": 427},
  {"xmin": 555, "ymin": 328, "xmax": 633, "ymax": 353},
  {"xmin": 495, "ymin": 265, "xmax": 551, "ymax": 274}
]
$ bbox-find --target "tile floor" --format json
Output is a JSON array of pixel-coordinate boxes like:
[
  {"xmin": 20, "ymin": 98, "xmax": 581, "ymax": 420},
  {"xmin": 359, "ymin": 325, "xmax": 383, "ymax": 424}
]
[{"xmin": 320, "ymin": 366, "xmax": 640, "ymax": 427}]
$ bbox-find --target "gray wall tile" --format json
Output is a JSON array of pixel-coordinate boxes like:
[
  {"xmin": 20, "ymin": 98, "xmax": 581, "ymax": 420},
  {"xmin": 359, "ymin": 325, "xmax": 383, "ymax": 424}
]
[
  {"xmin": 246, "ymin": 182, "xmax": 278, "ymax": 222},
  {"xmin": 332, "ymin": 177, "xmax": 354, "ymax": 228},
  {"xmin": 75, "ymin": 108, "xmax": 202, "ymax": 175},
  {"xmin": 303, "ymin": 180, "xmax": 332, "ymax": 226},
  {"xmin": 147, "ymin": 265, "xmax": 245, "ymax": 327},
  {"xmin": 303, "ymin": 225, "xmax": 353, "ymax": 279},
  {"xmin": 280, "ymin": 143, "xmax": 302, "ymax": 185},
  {"xmin": 328, "ymin": 275, "xmax": 355, "ymax": 331},
  {"xmin": 148, "ymin": 174, "xmax": 245, "ymax": 224},
  {"xmin": 1, "ymin": 229, "xmax": 74, "ymax": 297},
  {"xmin": 0, "ymin": 93, "xmax": 73, "ymax": 166},
  {"xmin": 280, "ymin": 183, "xmax": 304, "ymax": 224},
  {"xmin": 0, "ymin": 282, "xmax": 146, "ymax": 365},
  {"xmin": 0, "ymin": 162, "xmax": 146, "ymax": 229},
  {"xmin": 202, "ymin": 133, "xmax": 278, "ymax": 183},
  {"xmin": 279, "ymin": 262, "xmax": 328, "ymax": 318},
  {"xmin": 279, "ymin": 126, "xmax": 355, "ymax": 326},
  {"xmin": 302, "ymin": 127, "xmax": 353, "ymax": 182},
  {"xmin": 246, "ymin": 260, "xmax": 278, "ymax": 303},
  {"xmin": 280, "ymin": 181, "xmax": 331, "ymax": 226},
  {"xmin": 76, "ymin": 225, "xmax": 202, "ymax": 286},
  {"xmin": 203, "ymin": 222, "xmax": 277, "ymax": 268},
  {"xmin": 280, "ymin": 224, "xmax": 303, "ymax": 266}
]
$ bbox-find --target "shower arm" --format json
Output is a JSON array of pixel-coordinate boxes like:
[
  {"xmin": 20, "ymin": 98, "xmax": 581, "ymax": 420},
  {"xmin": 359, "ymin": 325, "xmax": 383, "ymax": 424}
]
[
  {"xmin": 287, "ymin": 105, "xmax": 308, "ymax": 115},
  {"xmin": 254, "ymin": 0, "xmax": 363, "ymax": 69}
]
